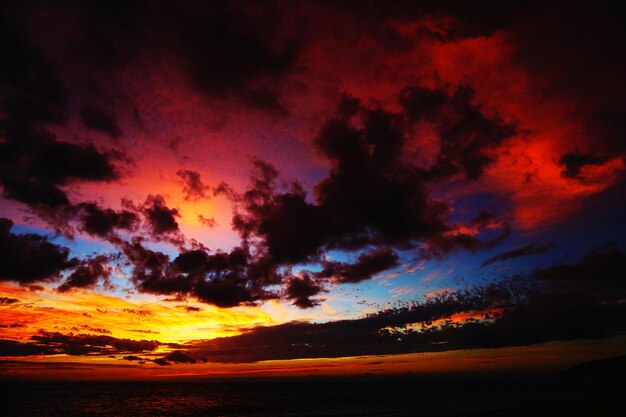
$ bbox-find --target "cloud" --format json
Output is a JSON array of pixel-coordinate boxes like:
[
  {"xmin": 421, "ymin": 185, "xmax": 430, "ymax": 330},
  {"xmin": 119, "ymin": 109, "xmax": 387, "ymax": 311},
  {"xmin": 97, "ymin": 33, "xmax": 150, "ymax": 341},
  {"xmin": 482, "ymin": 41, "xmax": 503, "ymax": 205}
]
[
  {"xmin": 0, "ymin": 12, "xmax": 67, "ymax": 126},
  {"xmin": 52, "ymin": 1, "xmax": 299, "ymax": 112},
  {"xmin": 164, "ymin": 350, "xmax": 196, "ymax": 364},
  {"xmin": 0, "ymin": 331, "xmax": 161, "ymax": 357},
  {"xmin": 0, "ymin": 323, "xmax": 25, "ymax": 328},
  {"xmin": 122, "ymin": 239, "xmax": 278, "ymax": 308},
  {"xmin": 108, "ymin": 92, "xmax": 512, "ymax": 308},
  {"xmin": 152, "ymin": 358, "xmax": 170, "ymax": 366},
  {"xmin": 399, "ymin": 86, "xmax": 516, "ymax": 179},
  {"xmin": 122, "ymin": 355, "xmax": 145, "ymax": 362},
  {"xmin": 0, "ymin": 126, "xmax": 122, "ymax": 220},
  {"xmin": 231, "ymin": 98, "xmax": 510, "ymax": 270},
  {"xmin": 0, "ymin": 9, "xmax": 128, "ymax": 233},
  {"xmin": 532, "ymin": 242, "xmax": 626, "ymax": 288},
  {"xmin": 139, "ymin": 195, "xmax": 181, "ymax": 238},
  {"xmin": 177, "ymin": 170, "xmax": 210, "ymax": 200},
  {"xmin": 317, "ymin": 247, "xmax": 399, "ymax": 284},
  {"xmin": 481, "ymin": 242, "xmax": 558, "ymax": 267},
  {"xmin": 232, "ymin": 159, "xmax": 326, "ymax": 264},
  {"xmin": 284, "ymin": 273, "xmax": 325, "ymax": 308},
  {"xmin": 29, "ymin": 331, "xmax": 161, "ymax": 355},
  {"xmin": 559, "ymin": 151, "xmax": 610, "ymax": 180},
  {"xmin": 0, "ymin": 340, "xmax": 52, "ymax": 357},
  {"xmin": 80, "ymin": 105, "xmax": 123, "ymax": 139},
  {"xmin": 188, "ymin": 289, "xmax": 625, "ymax": 363},
  {"xmin": 122, "ymin": 238, "xmax": 185, "ymax": 295},
  {"xmin": 183, "ymin": 246, "xmax": 626, "ymax": 362},
  {"xmin": 0, "ymin": 218, "xmax": 74, "ymax": 284},
  {"xmin": 2, "ymin": 0, "xmax": 623, "ymax": 318},
  {"xmin": 173, "ymin": 8, "xmax": 296, "ymax": 112},
  {"xmin": 75, "ymin": 202, "xmax": 139, "ymax": 239},
  {"xmin": 187, "ymin": 287, "xmax": 497, "ymax": 363},
  {"xmin": 57, "ymin": 255, "xmax": 113, "ymax": 292},
  {"xmin": 0, "ymin": 297, "xmax": 19, "ymax": 305}
]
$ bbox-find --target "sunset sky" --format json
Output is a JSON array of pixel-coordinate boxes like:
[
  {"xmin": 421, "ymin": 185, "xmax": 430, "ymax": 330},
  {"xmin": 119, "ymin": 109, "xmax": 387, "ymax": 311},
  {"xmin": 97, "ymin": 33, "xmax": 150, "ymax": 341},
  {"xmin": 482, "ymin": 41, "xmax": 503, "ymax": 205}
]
[{"xmin": 1, "ymin": 0, "xmax": 625, "ymax": 380}]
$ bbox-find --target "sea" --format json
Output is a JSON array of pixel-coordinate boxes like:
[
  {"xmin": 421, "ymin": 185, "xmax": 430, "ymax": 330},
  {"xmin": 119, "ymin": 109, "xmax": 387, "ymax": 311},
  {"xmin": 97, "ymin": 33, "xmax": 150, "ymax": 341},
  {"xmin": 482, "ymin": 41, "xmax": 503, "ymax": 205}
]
[{"xmin": 1, "ymin": 376, "xmax": 624, "ymax": 416}]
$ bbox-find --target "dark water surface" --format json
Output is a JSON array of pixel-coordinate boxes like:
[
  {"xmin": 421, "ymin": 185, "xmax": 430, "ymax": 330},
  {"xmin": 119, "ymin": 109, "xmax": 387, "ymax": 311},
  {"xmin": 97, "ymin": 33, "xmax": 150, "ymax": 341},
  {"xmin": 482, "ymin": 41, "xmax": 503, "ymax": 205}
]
[{"xmin": 1, "ymin": 377, "xmax": 624, "ymax": 417}]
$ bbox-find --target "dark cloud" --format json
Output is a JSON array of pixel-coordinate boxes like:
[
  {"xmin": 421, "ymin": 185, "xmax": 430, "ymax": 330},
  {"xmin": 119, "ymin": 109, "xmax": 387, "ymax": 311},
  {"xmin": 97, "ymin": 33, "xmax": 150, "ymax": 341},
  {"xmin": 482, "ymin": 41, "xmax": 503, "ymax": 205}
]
[
  {"xmin": 0, "ymin": 297, "xmax": 19, "ymax": 305},
  {"xmin": 0, "ymin": 17, "xmax": 122, "ymax": 218},
  {"xmin": 0, "ymin": 340, "xmax": 52, "ymax": 357},
  {"xmin": 0, "ymin": 122, "xmax": 122, "ymax": 219},
  {"xmin": 592, "ymin": 110, "xmax": 626, "ymax": 155},
  {"xmin": 122, "ymin": 355, "xmax": 145, "ymax": 362},
  {"xmin": 140, "ymin": 195, "xmax": 180, "ymax": 236},
  {"xmin": 188, "ymin": 247, "xmax": 626, "ymax": 362},
  {"xmin": 481, "ymin": 242, "xmax": 558, "ymax": 267},
  {"xmin": 164, "ymin": 350, "xmax": 196, "ymax": 364},
  {"xmin": 0, "ymin": 11, "xmax": 68, "ymax": 126},
  {"xmin": 317, "ymin": 247, "xmax": 399, "ymax": 284},
  {"xmin": 511, "ymin": 1, "xmax": 626, "ymax": 100},
  {"xmin": 79, "ymin": 105, "xmax": 123, "ymax": 139},
  {"xmin": 0, "ymin": 331, "xmax": 161, "ymax": 357},
  {"xmin": 189, "ymin": 284, "xmax": 503, "ymax": 362},
  {"xmin": 52, "ymin": 1, "xmax": 299, "ymax": 112},
  {"xmin": 232, "ymin": 160, "xmax": 326, "ymax": 264},
  {"xmin": 312, "ymin": 108, "xmax": 438, "ymax": 243},
  {"xmin": 559, "ymin": 151, "xmax": 609, "ymax": 180},
  {"xmin": 0, "ymin": 218, "xmax": 74, "ymax": 284},
  {"xmin": 197, "ymin": 215, "xmax": 216, "ymax": 227},
  {"xmin": 174, "ymin": 8, "xmax": 296, "ymax": 112},
  {"xmin": 285, "ymin": 273, "xmax": 325, "ymax": 308},
  {"xmin": 57, "ymin": 255, "xmax": 113, "ymax": 292},
  {"xmin": 336, "ymin": 94, "xmax": 361, "ymax": 119},
  {"xmin": 399, "ymin": 86, "xmax": 516, "ymax": 180},
  {"xmin": 532, "ymin": 242, "xmax": 626, "ymax": 289},
  {"xmin": 213, "ymin": 93, "xmax": 512, "ymax": 304},
  {"xmin": 426, "ymin": 213, "xmax": 511, "ymax": 259},
  {"xmin": 29, "ymin": 331, "xmax": 161, "ymax": 356},
  {"xmin": 504, "ymin": 1, "xmax": 626, "ymax": 172},
  {"xmin": 75, "ymin": 202, "xmax": 139, "ymax": 239},
  {"xmin": 175, "ymin": 246, "xmax": 279, "ymax": 308},
  {"xmin": 177, "ymin": 170, "xmax": 210, "ymax": 200},
  {"xmin": 423, "ymin": 0, "xmax": 541, "ymax": 40},
  {"xmin": 0, "ymin": 8, "xmax": 128, "ymax": 232},
  {"xmin": 152, "ymin": 358, "xmax": 170, "ymax": 366},
  {"xmin": 5, "ymin": 0, "xmax": 622, "ymax": 323},
  {"xmin": 328, "ymin": 0, "xmax": 540, "ymax": 40},
  {"xmin": 122, "ymin": 239, "xmax": 278, "ymax": 308},
  {"xmin": 70, "ymin": 325, "xmax": 111, "ymax": 335},
  {"xmin": 232, "ymin": 100, "xmax": 509, "ymax": 270},
  {"xmin": 26, "ymin": 141, "xmax": 119, "ymax": 185},
  {"xmin": 2, "ymin": 1, "xmax": 522, "ymax": 311},
  {"xmin": 128, "ymin": 329, "xmax": 160, "ymax": 335},
  {"xmin": 122, "ymin": 307, "xmax": 154, "ymax": 317},
  {"xmin": 122, "ymin": 238, "xmax": 187, "ymax": 295}
]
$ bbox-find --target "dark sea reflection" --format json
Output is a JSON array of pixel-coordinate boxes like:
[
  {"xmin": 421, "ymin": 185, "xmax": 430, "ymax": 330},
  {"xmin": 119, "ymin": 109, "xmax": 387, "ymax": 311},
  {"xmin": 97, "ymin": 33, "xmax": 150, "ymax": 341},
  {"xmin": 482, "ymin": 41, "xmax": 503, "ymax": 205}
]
[{"xmin": 1, "ymin": 377, "xmax": 624, "ymax": 417}]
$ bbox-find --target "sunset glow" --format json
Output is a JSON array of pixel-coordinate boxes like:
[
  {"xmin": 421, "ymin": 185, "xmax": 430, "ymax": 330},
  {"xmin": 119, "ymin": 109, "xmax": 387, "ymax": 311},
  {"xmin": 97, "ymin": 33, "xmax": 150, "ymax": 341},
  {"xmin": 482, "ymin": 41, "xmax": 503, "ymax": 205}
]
[{"xmin": 1, "ymin": 0, "xmax": 625, "ymax": 393}]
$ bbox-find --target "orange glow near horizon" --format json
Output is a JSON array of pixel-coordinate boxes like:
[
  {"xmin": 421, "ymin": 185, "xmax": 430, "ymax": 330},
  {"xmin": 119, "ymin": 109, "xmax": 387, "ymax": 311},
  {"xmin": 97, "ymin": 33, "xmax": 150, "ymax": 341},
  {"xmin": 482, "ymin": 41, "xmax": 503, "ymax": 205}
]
[
  {"xmin": 3, "ymin": 337, "xmax": 624, "ymax": 381},
  {"xmin": 0, "ymin": 283, "xmax": 275, "ymax": 344}
]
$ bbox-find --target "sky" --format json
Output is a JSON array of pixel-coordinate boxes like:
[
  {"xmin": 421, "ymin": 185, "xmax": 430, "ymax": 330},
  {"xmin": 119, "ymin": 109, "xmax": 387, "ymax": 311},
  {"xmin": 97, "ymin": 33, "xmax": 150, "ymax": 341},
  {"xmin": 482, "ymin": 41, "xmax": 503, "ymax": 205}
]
[{"xmin": 1, "ymin": 0, "xmax": 625, "ymax": 380}]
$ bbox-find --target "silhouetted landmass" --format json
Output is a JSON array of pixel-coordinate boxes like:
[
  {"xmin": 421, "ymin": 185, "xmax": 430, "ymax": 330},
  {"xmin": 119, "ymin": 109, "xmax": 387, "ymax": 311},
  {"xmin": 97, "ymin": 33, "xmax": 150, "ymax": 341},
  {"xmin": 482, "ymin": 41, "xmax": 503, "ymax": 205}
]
[{"xmin": 561, "ymin": 355, "xmax": 626, "ymax": 377}]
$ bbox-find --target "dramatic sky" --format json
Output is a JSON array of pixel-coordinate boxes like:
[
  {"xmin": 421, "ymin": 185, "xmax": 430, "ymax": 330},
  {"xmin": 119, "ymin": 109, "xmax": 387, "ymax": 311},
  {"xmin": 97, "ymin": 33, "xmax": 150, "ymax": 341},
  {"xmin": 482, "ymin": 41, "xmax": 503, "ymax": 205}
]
[{"xmin": 1, "ymin": 0, "xmax": 625, "ymax": 380}]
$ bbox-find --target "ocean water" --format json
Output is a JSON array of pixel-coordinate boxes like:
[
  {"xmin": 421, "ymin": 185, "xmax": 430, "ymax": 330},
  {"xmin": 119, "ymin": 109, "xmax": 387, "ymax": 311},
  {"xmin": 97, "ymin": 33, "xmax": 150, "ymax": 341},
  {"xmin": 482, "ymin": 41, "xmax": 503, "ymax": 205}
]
[{"xmin": 1, "ymin": 377, "xmax": 624, "ymax": 417}]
